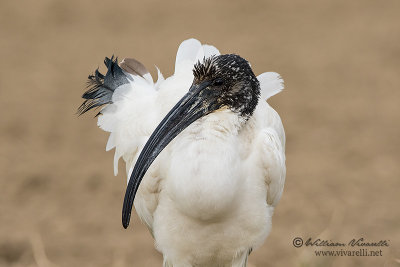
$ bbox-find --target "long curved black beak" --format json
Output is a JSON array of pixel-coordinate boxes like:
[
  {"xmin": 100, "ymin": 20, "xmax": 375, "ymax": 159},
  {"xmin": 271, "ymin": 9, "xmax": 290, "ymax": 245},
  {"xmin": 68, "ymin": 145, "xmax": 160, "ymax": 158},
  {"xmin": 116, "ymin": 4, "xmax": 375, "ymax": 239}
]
[{"xmin": 122, "ymin": 81, "xmax": 219, "ymax": 228}]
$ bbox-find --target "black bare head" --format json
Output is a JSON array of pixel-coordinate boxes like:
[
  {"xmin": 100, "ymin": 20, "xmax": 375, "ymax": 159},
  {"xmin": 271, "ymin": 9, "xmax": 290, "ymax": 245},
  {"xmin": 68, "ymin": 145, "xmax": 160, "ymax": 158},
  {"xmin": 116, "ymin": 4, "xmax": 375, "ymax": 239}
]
[{"xmin": 192, "ymin": 54, "xmax": 260, "ymax": 118}]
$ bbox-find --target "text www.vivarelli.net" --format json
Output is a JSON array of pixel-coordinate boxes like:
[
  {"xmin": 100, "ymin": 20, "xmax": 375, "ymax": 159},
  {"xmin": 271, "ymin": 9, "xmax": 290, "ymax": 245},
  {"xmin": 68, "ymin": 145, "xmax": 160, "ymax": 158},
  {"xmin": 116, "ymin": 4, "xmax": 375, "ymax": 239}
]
[
  {"xmin": 314, "ymin": 248, "xmax": 383, "ymax": 257},
  {"xmin": 292, "ymin": 237, "xmax": 389, "ymax": 257}
]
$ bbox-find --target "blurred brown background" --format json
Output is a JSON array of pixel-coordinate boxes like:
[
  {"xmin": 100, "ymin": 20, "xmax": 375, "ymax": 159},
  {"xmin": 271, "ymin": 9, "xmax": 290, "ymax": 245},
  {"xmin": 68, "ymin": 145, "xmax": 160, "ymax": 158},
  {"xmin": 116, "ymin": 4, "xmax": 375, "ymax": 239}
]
[{"xmin": 0, "ymin": 0, "xmax": 399, "ymax": 266}]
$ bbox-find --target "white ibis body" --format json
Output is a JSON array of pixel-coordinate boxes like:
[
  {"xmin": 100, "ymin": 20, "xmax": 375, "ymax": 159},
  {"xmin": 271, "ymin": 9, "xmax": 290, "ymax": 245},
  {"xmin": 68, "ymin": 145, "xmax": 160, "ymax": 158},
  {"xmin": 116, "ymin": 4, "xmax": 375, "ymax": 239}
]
[{"xmin": 79, "ymin": 39, "xmax": 286, "ymax": 267}]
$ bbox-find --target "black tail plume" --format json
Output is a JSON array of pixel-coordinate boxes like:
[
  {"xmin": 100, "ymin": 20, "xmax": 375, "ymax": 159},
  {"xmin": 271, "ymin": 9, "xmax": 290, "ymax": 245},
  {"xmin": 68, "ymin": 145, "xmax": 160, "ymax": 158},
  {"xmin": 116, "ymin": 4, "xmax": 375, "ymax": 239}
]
[{"xmin": 78, "ymin": 56, "xmax": 129, "ymax": 115}]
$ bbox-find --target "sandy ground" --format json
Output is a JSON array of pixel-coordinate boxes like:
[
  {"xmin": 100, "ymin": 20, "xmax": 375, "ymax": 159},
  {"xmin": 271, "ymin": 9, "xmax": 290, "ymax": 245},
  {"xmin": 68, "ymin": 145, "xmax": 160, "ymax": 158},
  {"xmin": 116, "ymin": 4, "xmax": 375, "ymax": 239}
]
[{"xmin": 0, "ymin": 1, "xmax": 399, "ymax": 266}]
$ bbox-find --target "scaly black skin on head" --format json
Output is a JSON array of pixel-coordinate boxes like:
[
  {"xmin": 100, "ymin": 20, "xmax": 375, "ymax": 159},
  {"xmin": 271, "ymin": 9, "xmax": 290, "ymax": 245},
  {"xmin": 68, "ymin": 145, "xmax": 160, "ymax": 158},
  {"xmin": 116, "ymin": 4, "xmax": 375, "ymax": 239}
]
[{"xmin": 193, "ymin": 54, "xmax": 260, "ymax": 118}]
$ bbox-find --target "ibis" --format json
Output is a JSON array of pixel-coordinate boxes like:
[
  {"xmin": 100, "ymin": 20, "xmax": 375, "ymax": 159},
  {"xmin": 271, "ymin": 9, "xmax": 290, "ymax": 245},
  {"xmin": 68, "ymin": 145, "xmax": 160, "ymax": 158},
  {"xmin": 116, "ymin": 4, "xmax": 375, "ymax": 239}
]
[{"xmin": 79, "ymin": 38, "xmax": 286, "ymax": 267}]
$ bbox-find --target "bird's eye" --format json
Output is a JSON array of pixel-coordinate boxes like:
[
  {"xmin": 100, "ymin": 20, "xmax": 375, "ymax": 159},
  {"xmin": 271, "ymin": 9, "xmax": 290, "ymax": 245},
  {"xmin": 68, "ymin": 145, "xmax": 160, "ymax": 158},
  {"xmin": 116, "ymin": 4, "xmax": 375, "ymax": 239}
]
[{"xmin": 213, "ymin": 78, "xmax": 224, "ymax": 86}]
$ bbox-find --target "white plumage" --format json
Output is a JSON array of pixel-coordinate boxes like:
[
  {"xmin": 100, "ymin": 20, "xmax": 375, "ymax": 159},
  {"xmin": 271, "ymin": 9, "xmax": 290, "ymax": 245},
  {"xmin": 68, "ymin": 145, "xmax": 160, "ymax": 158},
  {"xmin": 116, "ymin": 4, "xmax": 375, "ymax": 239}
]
[{"xmin": 88, "ymin": 38, "xmax": 286, "ymax": 267}]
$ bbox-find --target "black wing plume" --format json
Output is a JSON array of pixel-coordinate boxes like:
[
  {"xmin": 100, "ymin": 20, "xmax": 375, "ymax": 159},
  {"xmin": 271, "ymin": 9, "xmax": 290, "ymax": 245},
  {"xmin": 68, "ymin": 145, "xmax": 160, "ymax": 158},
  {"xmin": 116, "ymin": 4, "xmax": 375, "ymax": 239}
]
[{"xmin": 78, "ymin": 56, "xmax": 129, "ymax": 115}]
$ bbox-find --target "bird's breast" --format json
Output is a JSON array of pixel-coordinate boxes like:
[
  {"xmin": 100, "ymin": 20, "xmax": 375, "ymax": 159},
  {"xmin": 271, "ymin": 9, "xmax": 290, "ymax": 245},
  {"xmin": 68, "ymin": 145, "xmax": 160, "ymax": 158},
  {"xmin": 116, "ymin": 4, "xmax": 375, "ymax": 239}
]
[{"xmin": 164, "ymin": 114, "xmax": 244, "ymax": 221}]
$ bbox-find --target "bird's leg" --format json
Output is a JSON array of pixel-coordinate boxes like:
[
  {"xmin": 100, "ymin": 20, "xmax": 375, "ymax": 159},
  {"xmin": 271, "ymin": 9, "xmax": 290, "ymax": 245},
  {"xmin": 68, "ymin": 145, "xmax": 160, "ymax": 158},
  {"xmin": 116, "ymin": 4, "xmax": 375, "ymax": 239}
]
[
  {"xmin": 163, "ymin": 258, "xmax": 173, "ymax": 267},
  {"xmin": 163, "ymin": 258, "xmax": 193, "ymax": 267},
  {"xmin": 231, "ymin": 249, "xmax": 251, "ymax": 267}
]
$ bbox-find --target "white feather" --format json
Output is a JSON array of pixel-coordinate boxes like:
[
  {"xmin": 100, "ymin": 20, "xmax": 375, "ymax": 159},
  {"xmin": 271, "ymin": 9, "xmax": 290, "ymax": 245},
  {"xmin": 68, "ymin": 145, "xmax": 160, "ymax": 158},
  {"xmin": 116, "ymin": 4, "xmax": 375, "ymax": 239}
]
[
  {"xmin": 195, "ymin": 44, "xmax": 220, "ymax": 65},
  {"xmin": 98, "ymin": 74, "xmax": 158, "ymax": 175},
  {"xmin": 174, "ymin": 38, "xmax": 202, "ymax": 74},
  {"xmin": 143, "ymin": 72, "xmax": 154, "ymax": 84},
  {"xmin": 105, "ymin": 132, "xmax": 115, "ymax": 151},
  {"xmin": 202, "ymin": 44, "xmax": 220, "ymax": 58},
  {"xmin": 257, "ymin": 72, "xmax": 284, "ymax": 100},
  {"xmin": 154, "ymin": 66, "xmax": 164, "ymax": 89}
]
